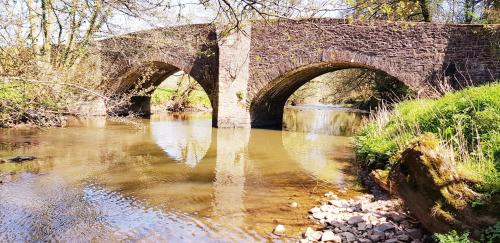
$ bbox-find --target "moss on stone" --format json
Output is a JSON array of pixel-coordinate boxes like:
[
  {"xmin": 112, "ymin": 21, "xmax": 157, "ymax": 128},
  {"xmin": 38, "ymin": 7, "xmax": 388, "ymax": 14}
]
[{"xmin": 390, "ymin": 134, "xmax": 499, "ymax": 238}]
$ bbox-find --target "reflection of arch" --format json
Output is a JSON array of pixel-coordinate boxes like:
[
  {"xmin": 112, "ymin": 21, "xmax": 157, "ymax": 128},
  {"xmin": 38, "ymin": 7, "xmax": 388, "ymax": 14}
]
[
  {"xmin": 150, "ymin": 113, "xmax": 212, "ymax": 167},
  {"xmin": 250, "ymin": 61, "xmax": 407, "ymax": 127}
]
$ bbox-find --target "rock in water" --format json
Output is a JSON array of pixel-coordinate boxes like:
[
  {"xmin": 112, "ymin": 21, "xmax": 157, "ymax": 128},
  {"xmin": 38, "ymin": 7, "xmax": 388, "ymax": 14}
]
[
  {"xmin": 273, "ymin": 224, "xmax": 285, "ymax": 235},
  {"xmin": 9, "ymin": 156, "xmax": 37, "ymax": 163}
]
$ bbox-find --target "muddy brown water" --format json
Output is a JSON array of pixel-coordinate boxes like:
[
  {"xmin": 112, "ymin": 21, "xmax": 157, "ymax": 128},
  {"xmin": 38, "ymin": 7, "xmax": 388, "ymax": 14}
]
[{"xmin": 0, "ymin": 109, "xmax": 364, "ymax": 242}]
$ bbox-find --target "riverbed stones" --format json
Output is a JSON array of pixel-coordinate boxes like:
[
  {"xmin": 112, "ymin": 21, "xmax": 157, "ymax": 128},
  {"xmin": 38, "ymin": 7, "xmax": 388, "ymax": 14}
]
[{"xmin": 300, "ymin": 193, "xmax": 428, "ymax": 242}]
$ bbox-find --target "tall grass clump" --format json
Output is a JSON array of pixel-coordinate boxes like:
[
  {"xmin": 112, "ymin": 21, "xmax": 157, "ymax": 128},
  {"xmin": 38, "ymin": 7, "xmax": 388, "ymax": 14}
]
[{"xmin": 355, "ymin": 82, "xmax": 499, "ymax": 194}]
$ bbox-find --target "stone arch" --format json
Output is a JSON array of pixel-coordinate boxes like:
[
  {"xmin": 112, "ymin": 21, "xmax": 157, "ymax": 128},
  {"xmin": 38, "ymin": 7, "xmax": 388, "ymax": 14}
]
[
  {"xmin": 113, "ymin": 60, "xmax": 213, "ymax": 102},
  {"xmin": 249, "ymin": 59, "xmax": 408, "ymax": 127},
  {"xmin": 109, "ymin": 59, "xmax": 214, "ymax": 117}
]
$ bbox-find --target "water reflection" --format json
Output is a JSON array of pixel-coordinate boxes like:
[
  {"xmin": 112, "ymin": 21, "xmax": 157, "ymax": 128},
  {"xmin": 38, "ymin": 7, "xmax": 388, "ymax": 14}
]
[
  {"xmin": 151, "ymin": 112, "xmax": 212, "ymax": 167},
  {"xmin": 283, "ymin": 105, "xmax": 366, "ymax": 136},
  {"xmin": 0, "ymin": 112, "xmax": 360, "ymax": 241},
  {"xmin": 213, "ymin": 129, "xmax": 249, "ymax": 228},
  {"xmin": 282, "ymin": 131, "xmax": 355, "ymax": 185}
]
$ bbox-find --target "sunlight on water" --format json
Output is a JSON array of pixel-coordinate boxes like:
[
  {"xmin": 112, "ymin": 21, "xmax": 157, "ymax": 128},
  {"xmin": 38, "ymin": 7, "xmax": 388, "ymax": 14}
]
[{"xmin": 0, "ymin": 112, "xmax": 361, "ymax": 241}]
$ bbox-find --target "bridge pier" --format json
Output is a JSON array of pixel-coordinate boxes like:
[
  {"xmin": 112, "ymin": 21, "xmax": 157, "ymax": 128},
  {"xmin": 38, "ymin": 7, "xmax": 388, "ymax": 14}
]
[{"xmin": 214, "ymin": 25, "xmax": 252, "ymax": 128}]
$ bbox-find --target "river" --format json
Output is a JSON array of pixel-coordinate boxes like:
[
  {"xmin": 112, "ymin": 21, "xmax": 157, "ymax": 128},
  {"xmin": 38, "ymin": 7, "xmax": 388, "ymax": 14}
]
[{"xmin": 0, "ymin": 107, "xmax": 365, "ymax": 242}]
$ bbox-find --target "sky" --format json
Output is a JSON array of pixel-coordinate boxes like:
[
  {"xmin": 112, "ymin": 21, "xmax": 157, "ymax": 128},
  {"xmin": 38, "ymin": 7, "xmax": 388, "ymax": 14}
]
[{"xmin": 108, "ymin": 0, "xmax": 347, "ymax": 35}]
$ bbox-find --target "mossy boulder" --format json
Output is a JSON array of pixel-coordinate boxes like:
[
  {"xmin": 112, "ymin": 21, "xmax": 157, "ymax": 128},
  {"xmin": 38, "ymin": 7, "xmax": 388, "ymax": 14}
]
[{"xmin": 390, "ymin": 134, "xmax": 499, "ymax": 238}]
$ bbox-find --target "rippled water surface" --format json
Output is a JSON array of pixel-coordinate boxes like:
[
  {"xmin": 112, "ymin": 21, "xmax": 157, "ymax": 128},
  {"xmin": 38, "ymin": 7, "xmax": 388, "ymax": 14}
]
[{"xmin": 0, "ymin": 112, "xmax": 360, "ymax": 242}]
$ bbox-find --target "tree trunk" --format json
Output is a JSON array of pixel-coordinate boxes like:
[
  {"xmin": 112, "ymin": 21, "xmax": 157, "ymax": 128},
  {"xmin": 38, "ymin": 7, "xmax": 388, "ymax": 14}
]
[
  {"xmin": 41, "ymin": 0, "xmax": 53, "ymax": 63},
  {"xmin": 26, "ymin": 0, "xmax": 39, "ymax": 56},
  {"xmin": 464, "ymin": 0, "xmax": 475, "ymax": 23},
  {"xmin": 419, "ymin": 0, "xmax": 432, "ymax": 22},
  {"xmin": 61, "ymin": 0, "xmax": 78, "ymax": 67}
]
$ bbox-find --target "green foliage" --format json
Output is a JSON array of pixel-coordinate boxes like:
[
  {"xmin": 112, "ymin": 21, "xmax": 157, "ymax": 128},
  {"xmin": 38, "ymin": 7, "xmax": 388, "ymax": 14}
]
[
  {"xmin": 434, "ymin": 230, "xmax": 472, "ymax": 243},
  {"xmin": 0, "ymin": 81, "xmax": 66, "ymax": 127},
  {"xmin": 188, "ymin": 90, "xmax": 211, "ymax": 108},
  {"xmin": 151, "ymin": 87, "xmax": 211, "ymax": 110},
  {"xmin": 481, "ymin": 222, "xmax": 500, "ymax": 243},
  {"xmin": 355, "ymin": 83, "xmax": 500, "ymax": 193},
  {"xmin": 151, "ymin": 88, "xmax": 176, "ymax": 105}
]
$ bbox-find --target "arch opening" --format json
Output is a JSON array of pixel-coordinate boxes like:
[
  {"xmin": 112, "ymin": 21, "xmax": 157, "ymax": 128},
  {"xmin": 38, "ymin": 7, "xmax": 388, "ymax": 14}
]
[
  {"xmin": 250, "ymin": 62, "xmax": 413, "ymax": 129},
  {"xmin": 111, "ymin": 61, "xmax": 213, "ymax": 117}
]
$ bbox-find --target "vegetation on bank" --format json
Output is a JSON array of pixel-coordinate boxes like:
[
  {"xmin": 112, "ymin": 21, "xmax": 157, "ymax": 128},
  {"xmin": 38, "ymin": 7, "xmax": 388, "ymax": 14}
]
[
  {"xmin": 152, "ymin": 87, "xmax": 211, "ymax": 112},
  {"xmin": 356, "ymin": 83, "xmax": 499, "ymax": 193},
  {"xmin": 355, "ymin": 83, "xmax": 500, "ymax": 241}
]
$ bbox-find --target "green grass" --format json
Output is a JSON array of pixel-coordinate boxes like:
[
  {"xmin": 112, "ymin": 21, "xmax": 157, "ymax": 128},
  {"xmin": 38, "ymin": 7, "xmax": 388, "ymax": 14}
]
[
  {"xmin": 355, "ymin": 83, "xmax": 500, "ymax": 194},
  {"xmin": 151, "ymin": 87, "xmax": 211, "ymax": 109},
  {"xmin": 151, "ymin": 87, "xmax": 176, "ymax": 105},
  {"xmin": 188, "ymin": 90, "xmax": 211, "ymax": 108},
  {"xmin": 434, "ymin": 230, "xmax": 472, "ymax": 243}
]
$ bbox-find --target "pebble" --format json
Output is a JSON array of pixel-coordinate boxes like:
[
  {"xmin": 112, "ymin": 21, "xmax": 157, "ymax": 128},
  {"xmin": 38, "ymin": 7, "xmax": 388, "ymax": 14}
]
[
  {"xmin": 321, "ymin": 230, "xmax": 340, "ymax": 242},
  {"xmin": 347, "ymin": 215, "xmax": 364, "ymax": 225},
  {"xmin": 313, "ymin": 212, "xmax": 327, "ymax": 220},
  {"xmin": 309, "ymin": 231, "xmax": 322, "ymax": 241},
  {"xmin": 397, "ymin": 234, "xmax": 410, "ymax": 241},
  {"xmin": 406, "ymin": 229, "xmax": 422, "ymax": 240},
  {"xmin": 273, "ymin": 224, "xmax": 285, "ymax": 235},
  {"xmin": 374, "ymin": 222, "xmax": 395, "ymax": 233},
  {"xmin": 320, "ymin": 204, "xmax": 330, "ymax": 212},
  {"xmin": 342, "ymin": 232, "xmax": 356, "ymax": 242},
  {"xmin": 369, "ymin": 232, "xmax": 386, "ymax": 242},
  {"xmin": 290, "ymin": 202, "xmax": 299, "ymax": 208},
  {"xmin": 385, "ymin": 239, "xmax": 399, "ymax": 243},
  {"xmin": 310, "ymin": 207, "xmax": 321, "ymax": 214}
]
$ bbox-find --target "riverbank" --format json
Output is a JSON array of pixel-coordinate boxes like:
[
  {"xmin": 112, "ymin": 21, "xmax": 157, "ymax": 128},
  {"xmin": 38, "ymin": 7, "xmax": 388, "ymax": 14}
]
[{"xmin": 353, "ymin": 83, "xmax": 499, "ymax": 241}]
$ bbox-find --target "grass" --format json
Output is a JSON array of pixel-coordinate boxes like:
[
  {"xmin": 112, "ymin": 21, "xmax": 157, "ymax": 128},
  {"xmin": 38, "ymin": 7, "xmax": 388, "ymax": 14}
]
[
  {"xmin": 151, "ymin": 87, "xmax": 211, "ymax": 109},
  {"xmin": 355, "ymin": 83, "xmax": 500, "ymax": 194},
  {"xmin": 151, "ymin": 87, "xmax": 176, "ymax": 105}
]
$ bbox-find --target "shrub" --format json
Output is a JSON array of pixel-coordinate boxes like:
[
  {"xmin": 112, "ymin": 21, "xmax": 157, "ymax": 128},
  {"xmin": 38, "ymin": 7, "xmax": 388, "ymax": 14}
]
[
  {"xmin": 434, "ymin": 230, "xmax": 472, "ymax": 243},
  {"xmin": 355, "ymin": 83, "xmax": 500, "ymax": 193}
]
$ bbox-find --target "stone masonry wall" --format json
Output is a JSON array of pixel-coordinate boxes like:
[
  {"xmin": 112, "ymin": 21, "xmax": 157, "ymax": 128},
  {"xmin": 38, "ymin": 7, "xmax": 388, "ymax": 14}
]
[
  {"xmin": 248, "ymin": 19, "xmax": 499, "ymax": 126},
  {"xmin": 98, "ymin": 23, "xmax": 218, "ymax": 97},
  {"xmin": 97, "ymin": 19, "xmax": 499, "ymax": 127}
]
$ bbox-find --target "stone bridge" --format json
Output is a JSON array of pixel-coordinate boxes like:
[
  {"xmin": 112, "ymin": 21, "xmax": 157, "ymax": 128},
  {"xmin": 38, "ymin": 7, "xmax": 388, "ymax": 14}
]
[{"xmin": 97, "ymin": 18, "xmax": 500, "ymax": 128}]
